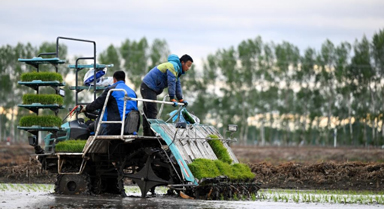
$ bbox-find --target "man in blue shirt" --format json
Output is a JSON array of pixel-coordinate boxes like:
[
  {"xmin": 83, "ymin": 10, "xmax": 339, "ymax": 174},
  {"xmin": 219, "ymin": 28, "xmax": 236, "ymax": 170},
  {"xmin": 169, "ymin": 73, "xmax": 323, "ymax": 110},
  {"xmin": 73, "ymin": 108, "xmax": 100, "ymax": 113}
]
[
  {"xmin": 140, "ymin": 54, "xmax": 193, "ymax": 136},
  {"xmin": 82, "ymin": 71, "xmax": 139, "ymax": 135}
]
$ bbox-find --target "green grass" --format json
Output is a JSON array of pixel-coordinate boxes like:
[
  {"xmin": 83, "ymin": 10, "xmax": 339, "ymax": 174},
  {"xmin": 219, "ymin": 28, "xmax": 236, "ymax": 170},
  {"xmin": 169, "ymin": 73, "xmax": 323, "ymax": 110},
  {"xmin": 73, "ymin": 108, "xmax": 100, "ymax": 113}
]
[
  {"xmin": 207, "ymin": 134, "xmax": 232, "ymax": 164},
  {"xmin": 22, "ymin": 94, "xmax": 64, "ymax": 105},
  {"xmin": 20, "ymin": 71, "xmax": 63, "ymax": 82},
  {"xmin": 19, "ymin": 115, "xmax": 62, "ymax": 127},
  {"xmin": 55, "ymin": 140, "xmax": 87, "ymax": 152},
  {"xmin": 188, "ymin": 158, "xmax": 255, "ymax": 181}
]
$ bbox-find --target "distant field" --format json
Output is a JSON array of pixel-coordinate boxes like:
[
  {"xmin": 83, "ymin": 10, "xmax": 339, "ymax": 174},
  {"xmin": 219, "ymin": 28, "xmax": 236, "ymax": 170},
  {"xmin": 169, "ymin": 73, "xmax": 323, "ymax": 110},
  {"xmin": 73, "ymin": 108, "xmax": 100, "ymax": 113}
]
[{"xmin": 231, "ymin": 145, "xmax": 384, "ymax": 164}]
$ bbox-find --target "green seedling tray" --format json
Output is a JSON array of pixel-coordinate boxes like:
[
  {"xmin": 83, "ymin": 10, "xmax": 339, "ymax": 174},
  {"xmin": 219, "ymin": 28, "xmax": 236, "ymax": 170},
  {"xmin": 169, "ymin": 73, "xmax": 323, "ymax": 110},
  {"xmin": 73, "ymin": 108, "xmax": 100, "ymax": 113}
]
[
  {"xmin": 68, "ymin": 64, "xmax": 113, "ymax": 69},
  {"xmin": 21, "ymin": 72, "xmax": 63, "ymax": 82},
  {"xmin": 18, "ymin": 57, "xmax": 65, "ymax": 68}
]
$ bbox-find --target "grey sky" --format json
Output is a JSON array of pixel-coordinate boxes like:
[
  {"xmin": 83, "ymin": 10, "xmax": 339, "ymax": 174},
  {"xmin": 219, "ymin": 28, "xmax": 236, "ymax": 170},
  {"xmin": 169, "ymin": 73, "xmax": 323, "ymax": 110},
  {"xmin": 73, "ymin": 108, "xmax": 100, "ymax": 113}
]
[{"xmin": 1, "ymin": 0, "xmax": 383, "ymax": 68}]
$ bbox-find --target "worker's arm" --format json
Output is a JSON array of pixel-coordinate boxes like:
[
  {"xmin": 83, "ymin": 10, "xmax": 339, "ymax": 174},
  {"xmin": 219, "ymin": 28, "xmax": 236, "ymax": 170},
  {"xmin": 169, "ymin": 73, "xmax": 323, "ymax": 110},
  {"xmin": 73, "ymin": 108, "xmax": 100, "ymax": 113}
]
[
  {"xmin": 175, "ymin": 79, "xmax": 183, "ymax": 100},
  {"xmin": 167, "ymin": 70, "xmax": 178, "ymax": 100},
  {"xmin": 84, "ymin": 87, "xmax": 110, "ymax": 112}
]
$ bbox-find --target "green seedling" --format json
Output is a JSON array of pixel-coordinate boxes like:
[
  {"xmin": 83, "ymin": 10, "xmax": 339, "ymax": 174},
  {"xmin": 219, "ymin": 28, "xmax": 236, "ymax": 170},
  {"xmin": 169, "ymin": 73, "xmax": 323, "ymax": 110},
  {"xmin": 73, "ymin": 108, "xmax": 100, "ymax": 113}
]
[
  {"xmin": 188, "ymin": 158, "xmax": 254, "ymax": 181},
  {"xmin": 207, "ymin": 134, "xmax": 232, "ymax": 164},
  {"xmin": 19, "ymin": 115, "xmax": 62, "ymax": 127},
  {"xmin": 55, "ymin": 140, "xmax": 87, "ymax": 153},
  {"xmin": 21, "ymin": 71, "xmax": 63, "ymax": 82},
  {"xmin": 23, "ymin": 94, "xmax": 64, "ymax": 105},
  {"xmin": 256, "ymin": 189, "xmax": 384, "ymax": 205},
  {"xmin": 233, "ymin": 193, "xmax": 239, "ymax": 201},
  {"xmin": 251, "ymin": 193, "xmax": 256, "ymax": 201},
  {"xmin": 188, "ymin": 159, "xmax": 221, "ymax": 179}
]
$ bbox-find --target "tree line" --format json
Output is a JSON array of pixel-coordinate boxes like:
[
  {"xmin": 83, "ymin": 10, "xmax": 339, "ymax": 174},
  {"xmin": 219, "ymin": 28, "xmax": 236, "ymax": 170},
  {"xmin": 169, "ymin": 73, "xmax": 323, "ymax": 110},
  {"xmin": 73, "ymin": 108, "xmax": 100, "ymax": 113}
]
[{"xmin": 1, "ymin": 29, "xmax": 383, "ymax": 147}]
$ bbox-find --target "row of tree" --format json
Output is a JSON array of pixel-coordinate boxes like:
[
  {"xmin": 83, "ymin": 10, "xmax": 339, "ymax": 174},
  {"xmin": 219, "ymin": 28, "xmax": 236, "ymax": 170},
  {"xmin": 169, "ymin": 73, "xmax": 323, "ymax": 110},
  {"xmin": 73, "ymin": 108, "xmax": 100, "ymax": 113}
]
[
  {"xmin": 1, "ymin": 29, "xmax": 383, "ymax": 147},
  {"xmin": 194, "ymin": 29, "xmax": 384, "ymax": 147}
]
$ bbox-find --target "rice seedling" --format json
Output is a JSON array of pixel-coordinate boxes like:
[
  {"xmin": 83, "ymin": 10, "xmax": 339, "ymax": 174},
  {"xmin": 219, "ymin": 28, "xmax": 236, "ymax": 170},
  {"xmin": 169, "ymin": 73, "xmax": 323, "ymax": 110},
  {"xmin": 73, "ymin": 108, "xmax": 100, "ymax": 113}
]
[
  {"xmin": 55, "ymin": 140, "xmax": 87, "ymax": 153},
  {"xmin": 0, "ymin": 184, "xmax": 7, "ymax": 191},
  {"xmin": 233, "ymin": 193, "xmax": 239, "ymax": 201},
  {"xmin": 124, "ymin": 186, "xmax": 141, "ymax": 194},
  {"xmin": 21, "ymin": 72, "xmax": 63, "ymax": 82},
  {"xmin": 19, "ymin": 115, "xmax": 62, "ymax": 127},
  {"xmin": 292, "ymin": 195, "xmax": 300, "ymax": 203},
  {"xmin": 188, "ymin": 159, "xmax": 220, "ymax": 179},
  {"xmin": 23, "ymin": 94, "xmax": 64, "ymax": 105},
  {"xmin": 30, "ymin": 184, "xmax": 37, "ymax": 192},
  {"xmin": 251, "ymin": 193, "xmax": 256, "ymax": 201},
  {"xmin": 18, "ymin": 184, "xmax": 25, "ymax": 192},
  {"xmin": 188, "ymin": 158, "xmax": 255, "ymax": 180},
  {"xmin": 255, "ymin": 189, "xmax": 384, "ymax": 205},
  {"xmin": 220, "ymin": 194, "xmax": 224, "ymax": 200},
  {"xmin": 207, "ymin": 134, "xmax": 232, "ymax": 164},
  {"xmin": 273, "ymin": 195, "xmax": 278, "ymax": 202}
]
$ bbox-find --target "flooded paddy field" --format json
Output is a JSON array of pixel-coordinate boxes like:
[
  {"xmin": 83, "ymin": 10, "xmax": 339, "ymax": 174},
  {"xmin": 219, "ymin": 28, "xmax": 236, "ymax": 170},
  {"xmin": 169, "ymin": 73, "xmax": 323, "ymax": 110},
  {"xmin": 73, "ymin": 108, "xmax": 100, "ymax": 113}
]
[
  {"xmin": 1, "ymin": 184, "xmax": 383, "ymax": 209},
  {"xmin": 1, "ymin": 144, "xmax": 384, "ymax": 208}
]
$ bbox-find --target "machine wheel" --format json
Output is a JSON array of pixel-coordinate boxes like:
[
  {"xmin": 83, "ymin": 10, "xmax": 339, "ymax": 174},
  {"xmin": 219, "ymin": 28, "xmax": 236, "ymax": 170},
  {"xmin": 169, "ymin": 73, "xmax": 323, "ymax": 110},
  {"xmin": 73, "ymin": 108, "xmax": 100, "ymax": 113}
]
[
  {"xmin": 118, "ymin": 147, "xmax": 181, "ymax": 197},
  {"xmin": 92, "ymin": 176, "xmax": 120, "ymax": 194},
  {"xmin": 54, "ymin": 174, "xmax": 91, "ymax": 195}
]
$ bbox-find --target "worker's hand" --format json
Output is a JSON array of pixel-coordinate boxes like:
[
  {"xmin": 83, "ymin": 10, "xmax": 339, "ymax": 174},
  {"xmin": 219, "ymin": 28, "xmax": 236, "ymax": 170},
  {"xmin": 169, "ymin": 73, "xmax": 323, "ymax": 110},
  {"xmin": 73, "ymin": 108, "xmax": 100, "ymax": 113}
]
[
  {"xmin": 171, "ymin": 99, "xmax": 178, "ymax": 107},
  {"xmin": 80, "ymin": 105, "xmax": 87, "ymax": 113},
  {"xmin": 179, "ymin": 99, "xmax": 188, "ymax": 107}
]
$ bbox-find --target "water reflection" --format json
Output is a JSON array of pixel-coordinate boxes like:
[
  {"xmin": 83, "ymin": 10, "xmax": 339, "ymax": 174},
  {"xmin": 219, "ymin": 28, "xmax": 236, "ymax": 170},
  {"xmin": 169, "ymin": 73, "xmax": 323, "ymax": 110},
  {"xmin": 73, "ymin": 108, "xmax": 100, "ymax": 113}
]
[
  {"xmin": 31, "ymin": 194, "xmax": 220, "ymax": 209},
  {"xmin": 3, "ymin": 191, "xmax": 377, "ymax": 209}
]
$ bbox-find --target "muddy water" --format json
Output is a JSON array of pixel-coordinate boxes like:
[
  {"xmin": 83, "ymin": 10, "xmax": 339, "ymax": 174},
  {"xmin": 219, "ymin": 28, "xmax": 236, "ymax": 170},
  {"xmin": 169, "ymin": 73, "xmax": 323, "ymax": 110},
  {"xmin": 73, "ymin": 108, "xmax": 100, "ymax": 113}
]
[
  {"xmin": 0, "ymin": 185, "xmax": 383, "ymax": 209},
  {"xmin": 1, "ymin": 192, "xmax": 382, "ymax": 209}
]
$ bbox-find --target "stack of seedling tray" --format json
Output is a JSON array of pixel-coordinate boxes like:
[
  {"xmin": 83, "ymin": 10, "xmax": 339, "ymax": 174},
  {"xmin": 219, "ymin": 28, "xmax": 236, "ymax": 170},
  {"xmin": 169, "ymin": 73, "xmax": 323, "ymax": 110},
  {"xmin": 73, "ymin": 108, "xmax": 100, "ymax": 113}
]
[{"xmin": 17, "ymin": 57, "xmax": 66, "ymax": 148}]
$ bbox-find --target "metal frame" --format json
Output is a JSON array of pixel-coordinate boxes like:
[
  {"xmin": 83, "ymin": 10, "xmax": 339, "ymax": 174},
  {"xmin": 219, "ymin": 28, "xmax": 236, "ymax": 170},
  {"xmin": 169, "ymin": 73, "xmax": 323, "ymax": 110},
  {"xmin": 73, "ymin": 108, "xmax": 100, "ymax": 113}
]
[
  {"xmin": 82, "ymin": 89, "xmax": 127, "ymax": 158},
  {"xmin": 57, "ymin": 153, "xmax": 88, "ymax": 175},
  {"xmin": 82, "ymin": 92, "xmax": 185, "ymax": 157},
  {"xmin": 37, "ymin": 36, "xmax": 100, "ymax": 119}
]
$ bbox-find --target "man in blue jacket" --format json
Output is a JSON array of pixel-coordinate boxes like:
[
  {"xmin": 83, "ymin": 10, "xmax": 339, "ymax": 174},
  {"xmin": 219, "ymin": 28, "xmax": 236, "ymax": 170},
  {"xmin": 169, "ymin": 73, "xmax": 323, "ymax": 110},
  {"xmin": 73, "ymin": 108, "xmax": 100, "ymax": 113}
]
[
  {"xmin": 82, "ymin": 71, "xmax": 139, "ymax": 135},
  {"xmin": 141, "ymin": 54, "xmax": 193, "ymax": 136}
]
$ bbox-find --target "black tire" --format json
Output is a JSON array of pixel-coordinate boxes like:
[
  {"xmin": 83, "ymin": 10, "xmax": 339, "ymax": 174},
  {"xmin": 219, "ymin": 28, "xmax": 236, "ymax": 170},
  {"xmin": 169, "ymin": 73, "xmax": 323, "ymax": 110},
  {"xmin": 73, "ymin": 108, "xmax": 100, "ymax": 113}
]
[
  {"xmin": 92, "ymin": 176, "xmax": 120, "ymax": 194},
  {"xmin": 55, "ymin": 174, "xmax": 91, "ymax": 195}
]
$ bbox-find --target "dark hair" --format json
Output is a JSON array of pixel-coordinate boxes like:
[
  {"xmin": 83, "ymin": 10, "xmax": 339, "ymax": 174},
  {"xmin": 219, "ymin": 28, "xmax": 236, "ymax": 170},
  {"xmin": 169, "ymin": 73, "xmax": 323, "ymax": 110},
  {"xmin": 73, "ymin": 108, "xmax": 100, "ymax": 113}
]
[
  {"xmin": 180, "ymin": 54, "xmax": 193, "ymax": 63},
  {"xmin": 113, "ymin": 71, "xmax": 125, "ymax": 81}
]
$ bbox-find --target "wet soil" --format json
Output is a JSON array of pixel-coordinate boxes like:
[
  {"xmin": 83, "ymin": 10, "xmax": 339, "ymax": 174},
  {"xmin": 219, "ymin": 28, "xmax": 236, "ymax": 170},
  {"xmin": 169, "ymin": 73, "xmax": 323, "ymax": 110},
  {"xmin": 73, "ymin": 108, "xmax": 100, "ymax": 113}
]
[
  {"xmin": 232, "ymin": 146, "xmax": 384, "ymax": 191},
  {"xmin": 1, "ymin": 143, "xmax": 384, "ymax": 191}
]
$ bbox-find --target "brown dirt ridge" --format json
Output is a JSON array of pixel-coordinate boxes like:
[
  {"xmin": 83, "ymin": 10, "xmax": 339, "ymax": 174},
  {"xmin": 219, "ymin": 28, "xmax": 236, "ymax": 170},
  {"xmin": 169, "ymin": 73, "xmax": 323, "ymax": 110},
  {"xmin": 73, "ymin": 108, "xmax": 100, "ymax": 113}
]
[
  {"xmin": 250, "ymin": 161, "xmax": 384, "ymax": 191},
  {"xmin": 232, "ymin": 146, "xmax": 384, "ymax": 191},
  {"xmin": 1, "ymin": 143, "xmax": 384, "ymax": 191}
]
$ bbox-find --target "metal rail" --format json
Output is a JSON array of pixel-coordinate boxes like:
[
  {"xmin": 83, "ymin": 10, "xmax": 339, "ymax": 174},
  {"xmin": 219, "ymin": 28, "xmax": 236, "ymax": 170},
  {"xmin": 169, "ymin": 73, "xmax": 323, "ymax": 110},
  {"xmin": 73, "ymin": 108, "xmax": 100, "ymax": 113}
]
[
  {"xmin": 57, "ymin": 154, "xmax": 88, "ymax": 175},
  {"xmin": 158, "ymin": 95, "xmax": 170, "ymax": 119},
  {"xmin": 125, "ymin": 97, "xmax": 185, "ymax": 106},
  {"xmin": 82, "ymin": 94, "xmax": 185, "ymax": 158},
  {"xmin": 82, "ymin": 89, "xmax": 127, "ymax": 157}
]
